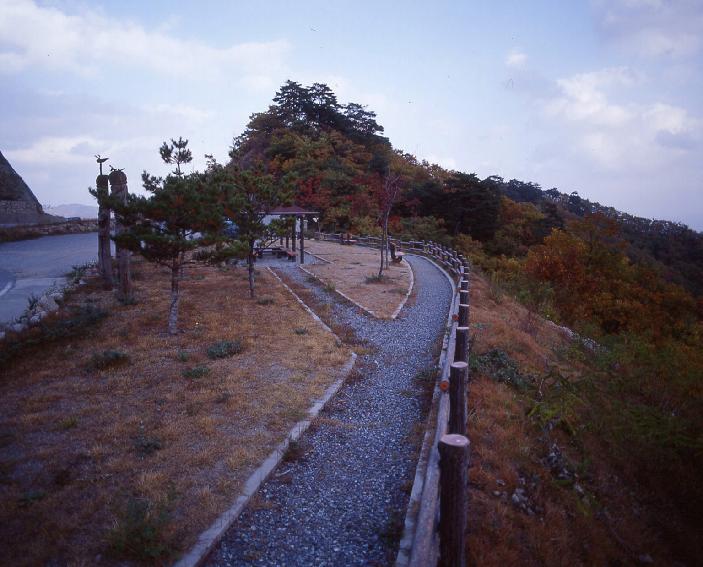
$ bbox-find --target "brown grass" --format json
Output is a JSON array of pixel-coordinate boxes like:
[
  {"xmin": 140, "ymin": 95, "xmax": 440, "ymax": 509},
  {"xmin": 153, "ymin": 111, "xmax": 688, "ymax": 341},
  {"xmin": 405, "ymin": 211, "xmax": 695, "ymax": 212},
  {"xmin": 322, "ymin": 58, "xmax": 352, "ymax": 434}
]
[
  {"xmin": 466, "ymin": 271, "xmax": 674, "ymax": 566},
  {"xmin": 304, "ymin": 240, "xmax": 411, "ymax": 318},
  {"xmin": 0, "ymin": 257, "xmax": 350, "ymax": 565}
]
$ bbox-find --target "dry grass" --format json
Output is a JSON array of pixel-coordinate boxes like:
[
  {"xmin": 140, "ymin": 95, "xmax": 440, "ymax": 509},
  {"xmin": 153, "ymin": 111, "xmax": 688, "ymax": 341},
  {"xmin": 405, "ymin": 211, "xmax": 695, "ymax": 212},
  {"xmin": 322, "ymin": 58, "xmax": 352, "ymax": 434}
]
[
  {"xmin": 304, "ymin": 240, "xmax": 411, "ymax": 318},
  {"xmin": 0, "ymin": 257, "xmax": 351, "ymax": 565},
  {"xmin": 466, "ymin": 271, "xmax": 672, "ymax": 566}
]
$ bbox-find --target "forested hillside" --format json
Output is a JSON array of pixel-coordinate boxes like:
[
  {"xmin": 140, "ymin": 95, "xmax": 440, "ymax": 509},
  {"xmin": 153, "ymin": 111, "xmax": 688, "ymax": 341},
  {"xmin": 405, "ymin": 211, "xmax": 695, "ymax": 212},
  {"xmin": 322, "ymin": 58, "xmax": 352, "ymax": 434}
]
[{"xmin": 230, "ymin": 81, "xmax": 703, "ymax": 560}]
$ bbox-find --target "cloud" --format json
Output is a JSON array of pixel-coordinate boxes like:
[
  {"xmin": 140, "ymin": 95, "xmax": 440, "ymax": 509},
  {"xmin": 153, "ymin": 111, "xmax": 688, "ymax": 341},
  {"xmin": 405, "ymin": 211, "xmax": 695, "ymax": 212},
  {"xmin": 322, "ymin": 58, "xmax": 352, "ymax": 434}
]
[
  {"xmin": 592, "ymin": 0, "xmax": 703, "ymax": 58},
  {"xmin": 505, "ymin": 50, "xmax": 527, "ymax": 68},
  {"xmin": 0, "ymin": 0, "xmax": 290, "ymax": 83},
  {"xmin": 6, "ymin": 136, "xmax": 104, "ymax": 165},
  {"xmin": 542, "ymin": 66, "xmax": 700, "ymax": 168}
]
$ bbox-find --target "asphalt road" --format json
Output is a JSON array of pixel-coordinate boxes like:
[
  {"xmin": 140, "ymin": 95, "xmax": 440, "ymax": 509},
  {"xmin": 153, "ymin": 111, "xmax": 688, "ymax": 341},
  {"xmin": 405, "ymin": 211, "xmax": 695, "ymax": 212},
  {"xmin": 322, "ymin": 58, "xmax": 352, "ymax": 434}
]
[{"xmin": 0, "ymin": 232, "xmax": 102, "ymax": 325}]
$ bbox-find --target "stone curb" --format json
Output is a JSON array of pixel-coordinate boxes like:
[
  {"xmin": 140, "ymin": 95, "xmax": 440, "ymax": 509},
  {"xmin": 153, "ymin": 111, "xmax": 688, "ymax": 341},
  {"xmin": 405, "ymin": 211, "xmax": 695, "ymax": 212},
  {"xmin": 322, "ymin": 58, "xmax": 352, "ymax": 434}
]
[
  {"xmin": 390, "ymin": 257, "xmax": 415, "ymax": 320},
  {"xmin": 172, "ymin": 270, "xmax": 358, "ymax": 567},
  {"xmin": 298, "ymin": 264, "xmax": 378, "ymax": 318}
]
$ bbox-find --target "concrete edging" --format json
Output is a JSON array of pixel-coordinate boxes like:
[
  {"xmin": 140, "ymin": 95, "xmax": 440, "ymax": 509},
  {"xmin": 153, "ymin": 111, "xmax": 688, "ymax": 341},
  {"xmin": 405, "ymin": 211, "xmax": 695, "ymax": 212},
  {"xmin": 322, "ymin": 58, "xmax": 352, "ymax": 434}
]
[
  {"xmin": 172, "ymin": 269, "xmax": 358, "ymax": 567},
  {"xmin": 390, "ymin": 257, "xmax": 415, "ymax": 320},
  {"xmin": 298, "ymin": 264, "xmax": 378, "ymax": 318}
]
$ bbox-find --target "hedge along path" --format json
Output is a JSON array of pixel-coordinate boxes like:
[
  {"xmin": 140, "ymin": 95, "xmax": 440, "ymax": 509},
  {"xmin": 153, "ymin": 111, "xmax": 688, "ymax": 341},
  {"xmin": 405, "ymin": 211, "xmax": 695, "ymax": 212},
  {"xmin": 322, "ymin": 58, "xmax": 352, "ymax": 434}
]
[
  {"xmin": 302, "ymin": 240, "xmax": 413, "ymax": 319},
  {"xmin": 206, "ymin": 255, "xmax": 453, "ymax": 567},
  {"xmin": 0, "ymin": 259, "xmax": 353, "ymax": 567}
]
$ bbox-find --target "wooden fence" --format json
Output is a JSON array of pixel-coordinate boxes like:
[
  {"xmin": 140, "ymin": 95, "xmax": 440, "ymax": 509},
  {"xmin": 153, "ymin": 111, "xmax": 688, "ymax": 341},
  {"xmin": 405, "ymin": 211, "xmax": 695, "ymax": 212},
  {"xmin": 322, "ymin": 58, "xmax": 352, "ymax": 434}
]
[{"xmin": 314, "ymin": 232, "xmax": 471, "ymax": 566}]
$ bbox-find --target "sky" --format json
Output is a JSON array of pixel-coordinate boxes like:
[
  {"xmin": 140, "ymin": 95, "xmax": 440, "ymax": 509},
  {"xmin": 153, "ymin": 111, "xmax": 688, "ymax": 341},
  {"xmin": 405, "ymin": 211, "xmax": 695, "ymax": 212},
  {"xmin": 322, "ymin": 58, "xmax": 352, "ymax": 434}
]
[{"xmin": 1, "ymin": 0, "xmax": 702, "ymax": 230}]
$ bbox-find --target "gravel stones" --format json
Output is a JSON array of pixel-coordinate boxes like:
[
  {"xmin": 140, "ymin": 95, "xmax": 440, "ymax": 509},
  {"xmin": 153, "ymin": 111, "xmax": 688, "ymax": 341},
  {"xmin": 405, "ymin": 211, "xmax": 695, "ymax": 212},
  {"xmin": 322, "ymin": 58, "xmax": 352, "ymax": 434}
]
[{"xmin": 206, "ymin": 256, "xmax": 452, "ymax": 566}]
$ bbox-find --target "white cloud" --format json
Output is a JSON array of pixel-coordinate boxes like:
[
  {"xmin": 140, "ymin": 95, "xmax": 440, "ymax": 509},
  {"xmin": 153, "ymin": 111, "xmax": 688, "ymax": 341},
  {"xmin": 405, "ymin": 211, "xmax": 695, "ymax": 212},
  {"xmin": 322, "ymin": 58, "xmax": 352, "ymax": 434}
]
[
  {"xmin": 542, "ymin": 66, "xmax": 700, "ymax": 168},
  {"xmin": 0, "ymin": 0, "xmax": 290, "ymax": 82},
  {"xmin": 505, "ymin": 50, "xmax": 527, "ymax": 68},
  {"xmin": 6, "ymin": 136, "xmax": 105, "ymax": 165}
]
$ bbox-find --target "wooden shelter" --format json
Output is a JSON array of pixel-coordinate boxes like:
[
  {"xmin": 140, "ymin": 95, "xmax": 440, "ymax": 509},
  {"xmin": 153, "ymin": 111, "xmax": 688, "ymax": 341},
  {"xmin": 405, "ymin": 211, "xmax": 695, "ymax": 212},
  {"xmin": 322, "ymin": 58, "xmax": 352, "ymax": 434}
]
[{"xmin": 264, "ymin": 205, "xmax": 319, "ymax": 264}]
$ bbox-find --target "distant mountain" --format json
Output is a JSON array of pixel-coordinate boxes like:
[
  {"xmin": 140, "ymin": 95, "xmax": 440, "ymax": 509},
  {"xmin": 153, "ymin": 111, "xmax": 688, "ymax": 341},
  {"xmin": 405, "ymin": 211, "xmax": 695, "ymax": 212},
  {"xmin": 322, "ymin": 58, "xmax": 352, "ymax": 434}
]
[{"xmin": 44, "ymin": 204, "xmax": 98, "ymax": 219}]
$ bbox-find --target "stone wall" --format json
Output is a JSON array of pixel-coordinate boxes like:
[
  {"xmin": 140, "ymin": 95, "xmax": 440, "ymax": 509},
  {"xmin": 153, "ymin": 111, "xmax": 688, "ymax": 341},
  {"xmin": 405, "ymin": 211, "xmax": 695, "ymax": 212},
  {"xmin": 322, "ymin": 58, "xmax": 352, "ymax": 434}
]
[
  {"xmin": 0, "ymin": 200, "xmax": 65, "ymax": 227},
  {"xmin": 0, "ymin": 219, "xmax": 99, "ymax": 241}
]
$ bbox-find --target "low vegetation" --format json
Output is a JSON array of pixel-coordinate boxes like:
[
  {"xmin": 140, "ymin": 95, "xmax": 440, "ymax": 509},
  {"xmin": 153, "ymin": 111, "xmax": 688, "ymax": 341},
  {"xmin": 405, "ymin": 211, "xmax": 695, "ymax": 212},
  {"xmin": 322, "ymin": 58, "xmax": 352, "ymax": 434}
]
[{"xmin": 0, "ymin": 256, "xmax": 351, "ymax": 565}]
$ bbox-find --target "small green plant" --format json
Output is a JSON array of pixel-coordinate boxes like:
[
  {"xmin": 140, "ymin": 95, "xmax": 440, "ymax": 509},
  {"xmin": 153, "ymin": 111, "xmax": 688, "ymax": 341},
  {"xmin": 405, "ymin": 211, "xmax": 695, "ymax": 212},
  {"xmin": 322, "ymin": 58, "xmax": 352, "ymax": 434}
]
[
  {"xmin": 365, "ymin": 274, "xmax": 387, "ymax": 284},
  {"xmin": 118, "ymin": 295, "xmax": 138, "ymax": 306},
  {"xmin": 18, "ymin": 489, "xmax": 46, "ymax": 507},
  {"xmin": 58, "ymin": 417, "xmax": 78, "ymax": 430},
  {"xmin": 256, "ymin": 296, "xmax": 275, "ymax": 306},
  {"xmin": 66, "ymin": 262, "xmax": 92, "ymax": 284},
  {"xmin": 182, "ymin": 365, "xmax": 210, "ymax": 379},
  {"xmin": 107, "ymin": 494, "xmax": 176, "ymax": 562},
  {"xmin": 294, "ymin": 327, "xmax": 308, "ymax": 335},
  {"xmin": 88, "ymin": 349, "xmax": 130, "ymax": 370},
  {"xmin": 207, "ymin": 339, "xmax": 243, "ymax": 359},
  {"xmin": 176, "ymin": 350, "xmax": 189, "ymax": 362},
  {"xmin": 324, "ymin": 282, "xmax": 336, "ymax": 293},
  {"xmin": 134, "ymin": 425, "xmax": 163, "ymax": 457}
]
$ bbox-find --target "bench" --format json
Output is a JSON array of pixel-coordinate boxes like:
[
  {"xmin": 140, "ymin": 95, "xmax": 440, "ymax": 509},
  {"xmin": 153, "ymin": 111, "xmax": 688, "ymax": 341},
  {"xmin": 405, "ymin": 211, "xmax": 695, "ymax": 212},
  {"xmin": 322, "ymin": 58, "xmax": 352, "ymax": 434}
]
[
  {"xmin": 286, "ymin": 250, "xmax": 297, "ymax": 262},
  {"xmin": 393, "ymin": 252, "xmax": 404, "ymax": 264}
]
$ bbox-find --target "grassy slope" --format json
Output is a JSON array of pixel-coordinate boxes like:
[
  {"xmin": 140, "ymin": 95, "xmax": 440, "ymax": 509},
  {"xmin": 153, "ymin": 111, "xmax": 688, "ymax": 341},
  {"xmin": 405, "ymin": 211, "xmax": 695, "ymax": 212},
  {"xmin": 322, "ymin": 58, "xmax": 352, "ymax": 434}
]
[{"xmin": 467, "ymin": 271, "xmax": 697, "ymax": 566}]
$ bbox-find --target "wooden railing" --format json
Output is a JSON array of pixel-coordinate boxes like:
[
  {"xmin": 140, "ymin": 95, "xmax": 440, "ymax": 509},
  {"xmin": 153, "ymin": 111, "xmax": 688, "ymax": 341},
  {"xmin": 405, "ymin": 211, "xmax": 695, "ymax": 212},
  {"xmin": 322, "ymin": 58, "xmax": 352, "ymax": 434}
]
[{"xmin": 314, "ymin": 232, "xmax": 471, "ymax": 567}]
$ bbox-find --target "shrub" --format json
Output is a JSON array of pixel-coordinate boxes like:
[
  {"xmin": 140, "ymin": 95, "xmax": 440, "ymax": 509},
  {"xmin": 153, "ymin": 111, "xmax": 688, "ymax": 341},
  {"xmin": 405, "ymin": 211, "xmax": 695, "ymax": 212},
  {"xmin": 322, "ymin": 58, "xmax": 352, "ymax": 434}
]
[
  {"xmin": 0, "ymin": 305, "xmax": 108, "ymax": 367},
  {"xmin": 207, "ymin": 339, "xmax": 243, "ymax": 359},
  {"xmin": 256, "ymin": 296, "xmax": 275, "ymax": 306},
  {"xmin": 107, "ymin": 495, "xmax": 176, "ymax": 562},
  {"xmin": 88, "ymin": 349, "xmax": 130, "ymax": 370},
  {"xmin": 294, "ymin": 328, "xmax": 308, "ymax": 335},
  {"xmin": 182, "ymin": 365, "xmax": 210, "ymax": 379},
  {"xmin": 58, "ymin": 417, "xmax": 78, "ymax": 430},
  {"xmin": 365, "ymin": 274, "xmax": 388, "ymax": 284}
]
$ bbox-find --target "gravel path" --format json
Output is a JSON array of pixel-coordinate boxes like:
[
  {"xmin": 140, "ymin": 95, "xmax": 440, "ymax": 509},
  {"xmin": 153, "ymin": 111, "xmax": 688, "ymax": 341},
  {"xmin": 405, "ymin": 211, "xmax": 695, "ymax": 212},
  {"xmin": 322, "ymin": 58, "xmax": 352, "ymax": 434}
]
[{"xmin": 207, "ymin": 255, "xmax": 452, "ymax": 566}]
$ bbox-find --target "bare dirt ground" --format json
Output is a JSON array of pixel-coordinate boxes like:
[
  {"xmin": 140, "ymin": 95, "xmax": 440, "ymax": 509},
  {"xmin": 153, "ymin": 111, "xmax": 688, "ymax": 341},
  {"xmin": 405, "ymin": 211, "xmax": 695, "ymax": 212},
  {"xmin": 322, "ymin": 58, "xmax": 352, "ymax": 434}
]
[
  {"xmin": 0, "ymin": 258, "xmax": 351, "ymax": 566},
  {"xmin": 304, "ymin": 240, "xmax": 412, "ymax": 318}
]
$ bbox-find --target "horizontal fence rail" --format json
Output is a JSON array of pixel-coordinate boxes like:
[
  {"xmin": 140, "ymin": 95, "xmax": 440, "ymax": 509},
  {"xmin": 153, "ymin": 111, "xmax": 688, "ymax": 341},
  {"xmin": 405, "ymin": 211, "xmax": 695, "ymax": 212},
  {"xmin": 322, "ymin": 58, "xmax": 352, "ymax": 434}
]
[{"xmin": 314, "ymin": 232, "xmax": 471, "ymax": 566}]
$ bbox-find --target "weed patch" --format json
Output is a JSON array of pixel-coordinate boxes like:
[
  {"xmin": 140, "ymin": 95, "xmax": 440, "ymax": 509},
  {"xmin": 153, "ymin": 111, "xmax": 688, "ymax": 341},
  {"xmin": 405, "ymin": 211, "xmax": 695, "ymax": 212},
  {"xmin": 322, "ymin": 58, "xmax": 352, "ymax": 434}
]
[
  {"xmin": 207, "ymin": 339, "xmax": 243, "ymax": 359},
  {"xmin": 470, "ymin": 349, "xmax": 532, "ymax": 389},
  {"xmin": 182, "ymin": 365, "xmax": 210, "ymax": 380},
  {"xmin": 88, "ymin": 349, "xmax": 130, "ymax": 370},
  {"xmin": 0, "ymin": 304, "xmax": 108, "ymax": 368},
  {"xmin": 107, "ymin": 494, "xmax": 176, "ymax": 562}
]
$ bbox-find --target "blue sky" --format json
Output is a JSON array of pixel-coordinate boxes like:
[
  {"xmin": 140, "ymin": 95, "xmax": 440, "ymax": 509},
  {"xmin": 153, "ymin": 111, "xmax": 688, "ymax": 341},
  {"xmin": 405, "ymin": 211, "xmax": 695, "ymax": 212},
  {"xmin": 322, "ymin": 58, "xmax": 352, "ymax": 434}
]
[{"xmin": 1, "ymin": 0, "xmax": 702, "ymax": 229}]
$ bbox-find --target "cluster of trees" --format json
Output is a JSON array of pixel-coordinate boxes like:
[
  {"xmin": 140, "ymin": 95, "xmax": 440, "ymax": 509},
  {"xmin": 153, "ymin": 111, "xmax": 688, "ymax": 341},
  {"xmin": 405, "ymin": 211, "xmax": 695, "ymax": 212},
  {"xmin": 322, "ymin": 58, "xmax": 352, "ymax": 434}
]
[
  {"xmin": 227, "ymin": 82, "xmax": 703, "ymax": 522},
  {"xmin": 95, "ymin": 139, "xmax": 290, "ymax": 335}
]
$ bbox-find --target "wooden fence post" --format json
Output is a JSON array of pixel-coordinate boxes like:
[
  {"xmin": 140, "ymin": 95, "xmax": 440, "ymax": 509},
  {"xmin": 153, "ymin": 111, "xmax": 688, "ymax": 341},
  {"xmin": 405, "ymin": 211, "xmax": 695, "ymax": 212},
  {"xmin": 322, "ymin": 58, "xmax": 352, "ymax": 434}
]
[
  {"xmin": 459, "ymin": 289, "xmax": 469, "ymax": 306},
  {"xmin": 108, "ymin": 169, "xmax": 132, "ymax": 303},
  {"xmin": 448, "ymin": 361, "xmax": 467, "ymax": 435},
  {"xmin": 454, "ymin": 326, "xmax": 469, "ymax": 364},
  {"xmin": 460, "ymin": 279, "xmax": 469, "ymax": 292},
  {"xmin": 96, "ymin": 173, "xmax": 113, "ymax": 289},
  {"xmin": 458, "ymin": 303, "xmax": 469, "ymax": 328},
  {"xmin": 439, "ymin": 434, "xmax": 469, "ymax": 567}
]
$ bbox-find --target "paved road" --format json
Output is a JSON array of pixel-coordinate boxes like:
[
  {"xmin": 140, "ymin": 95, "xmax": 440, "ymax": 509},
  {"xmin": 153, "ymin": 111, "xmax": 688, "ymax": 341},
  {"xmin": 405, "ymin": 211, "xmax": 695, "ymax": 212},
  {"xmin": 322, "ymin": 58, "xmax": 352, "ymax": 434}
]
[{"xmin": 0, "ymin": 232, "xmax": 101, "ymax": 325}]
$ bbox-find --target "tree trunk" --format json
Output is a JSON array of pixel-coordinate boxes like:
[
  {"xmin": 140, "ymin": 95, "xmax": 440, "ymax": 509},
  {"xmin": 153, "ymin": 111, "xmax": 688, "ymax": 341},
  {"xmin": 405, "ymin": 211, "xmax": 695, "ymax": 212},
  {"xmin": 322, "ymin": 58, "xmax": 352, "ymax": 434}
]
[
  {"xmin": 378, "ymin": 225, "xmax": 385, "ymax": 278},
  {"xmin": 247, "ymin": 241, "xmax": 255, "ymax": 299},
  {"xmin": 168, "ymin": 261, "xmax": 180, "ymax": 335}
]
